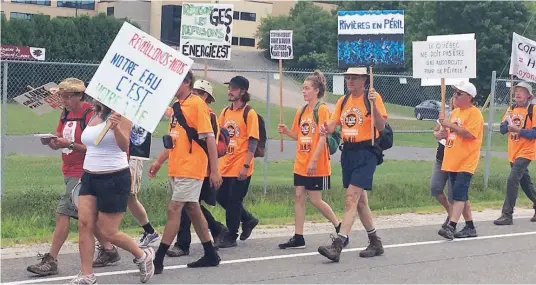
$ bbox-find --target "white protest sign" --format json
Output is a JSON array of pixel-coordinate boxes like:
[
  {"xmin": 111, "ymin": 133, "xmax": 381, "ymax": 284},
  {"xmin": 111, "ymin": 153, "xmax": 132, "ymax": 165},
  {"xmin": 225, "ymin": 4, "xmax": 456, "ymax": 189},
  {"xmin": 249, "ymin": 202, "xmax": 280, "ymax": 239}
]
[
  {"xmin": 421, "ymin": 34, "xmax": 474, "ymax": 86},
  {"xmin": 179, "ymin": 3, "xmax": 233, "ymax": 60},
  {"xmin": 86, "ymin": 22, "xmax": 194, "ymax": 133},
  {"xmin": 510, "ymin": 32, "xmax": 536, "ymax": 83},
  {"xmin": 412, "ymin": 39, "xmax": 476, "ymax": 79},
  {"xmin": 13, "ymin": 82, "xmax": 61, "ymax": 115},
  {"xmin": 270, "ymin": 30, "xmax": 293, "ymax": 60}
]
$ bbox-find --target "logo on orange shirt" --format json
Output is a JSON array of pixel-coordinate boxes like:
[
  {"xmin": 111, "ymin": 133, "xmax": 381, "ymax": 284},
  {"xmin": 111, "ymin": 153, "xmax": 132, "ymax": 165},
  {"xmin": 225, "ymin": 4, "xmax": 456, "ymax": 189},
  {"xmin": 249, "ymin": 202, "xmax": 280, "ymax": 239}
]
[
  {"xmin": 446, "ymin": 118, "xmax": 462, "ymax": 148},
  {"xmin": 341, "ymin": 107, "xmax": 364, "ymax": 128},
  {"xmin": 511, "ymin": 114, "xmax": 524, "ymax": 142}
]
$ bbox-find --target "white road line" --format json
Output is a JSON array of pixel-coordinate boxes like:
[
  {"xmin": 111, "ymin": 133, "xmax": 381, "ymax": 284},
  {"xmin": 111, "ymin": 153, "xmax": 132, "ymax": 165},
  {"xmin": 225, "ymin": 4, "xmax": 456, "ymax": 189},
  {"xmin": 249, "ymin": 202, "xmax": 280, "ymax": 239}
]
[{"xmin": 7, "ymin": 230, "xmax": 536, "ymax": 285}]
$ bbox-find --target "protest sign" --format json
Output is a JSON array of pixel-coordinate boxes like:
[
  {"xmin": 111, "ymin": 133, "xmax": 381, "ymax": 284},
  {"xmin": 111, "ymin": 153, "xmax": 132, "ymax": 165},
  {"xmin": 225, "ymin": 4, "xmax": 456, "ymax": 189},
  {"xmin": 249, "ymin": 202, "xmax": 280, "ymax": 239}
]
[
  {"xmin": 270, "ymin": 30, "xmax": 293, "ymax": 60},
  {"xmin": 86, "ymin": 22, "xmax": 194, "ymax": 134},
  {"xmin": 421, "ymin": 33, "xmax": 475, "ymax": 86},
  {"xmin": 129, "ymin": 124, "xmax": 151, "ymax": 159},
  {"xmin": 179, "ymin": 2, "xmax": 233, "ymax": 60},
  {"xmin": 412, "ymin": 39, "xmax": 476, "ymax": 79},
  {"xmin": 510, "ymin": 32, "xmax": 536, "ymax": 83},
  {"xmin": 13, "ymin": 82, "xmax": 62, "ymax": 115},
  {"xmin": 337, "ymin": 10, "xmax": 405, "ymax": 68}
]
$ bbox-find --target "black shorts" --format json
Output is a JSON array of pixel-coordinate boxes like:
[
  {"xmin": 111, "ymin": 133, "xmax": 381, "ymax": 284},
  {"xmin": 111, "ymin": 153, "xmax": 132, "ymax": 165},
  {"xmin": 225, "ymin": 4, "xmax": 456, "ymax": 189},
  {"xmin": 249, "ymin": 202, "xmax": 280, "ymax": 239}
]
[
  {"xmin": 341, "ymin": 147, "xmax": 377, "ymax": 190},
  {"xmin": 79, "ymin": 168, "xmax": 131, "ymax": 213},
  {"xmin": 449, "ymin": 172, "xmax": 473, "ymax": 202},
  {"xmin": 294, "ymin": 174, "xmax": 331, "ymax": 191}
]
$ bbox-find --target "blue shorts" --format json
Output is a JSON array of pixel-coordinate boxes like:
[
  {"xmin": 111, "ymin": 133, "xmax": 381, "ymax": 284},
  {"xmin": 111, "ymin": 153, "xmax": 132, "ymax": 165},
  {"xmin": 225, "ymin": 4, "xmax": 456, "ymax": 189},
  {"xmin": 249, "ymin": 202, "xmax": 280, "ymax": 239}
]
[
  {"xmin": 448, "ymin": 172, "xmax": 473, "ymax": 202},
  {"xmin": 341, "ymin": 147, "xmax": 378, "ymax": 190}
]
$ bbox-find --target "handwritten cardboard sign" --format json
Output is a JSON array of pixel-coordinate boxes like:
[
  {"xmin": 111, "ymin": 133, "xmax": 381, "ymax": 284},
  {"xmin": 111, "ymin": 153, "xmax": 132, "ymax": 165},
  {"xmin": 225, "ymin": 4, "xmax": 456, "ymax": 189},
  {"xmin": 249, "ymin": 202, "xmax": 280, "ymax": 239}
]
[
  {"xmin": 179, "ymin": 2, "xmax": 233, "ymax": 60},
  {"xmin": 270, "ymin": 30, "xmax": 293, "ymax": 60},
  {"xmin": 412, "ymin": 39, "xmax": 476, "ymax": 79},
  {"xmin": 13, "ymin": 82, "xmax": 61, "ymax": 115},
  {"xmin": 510, "ymin": 32, "xmax": 536, "ymax": 83},
  {"xmin": 86, "ymin": 22, "xmax": 194, "ymax": 133}
]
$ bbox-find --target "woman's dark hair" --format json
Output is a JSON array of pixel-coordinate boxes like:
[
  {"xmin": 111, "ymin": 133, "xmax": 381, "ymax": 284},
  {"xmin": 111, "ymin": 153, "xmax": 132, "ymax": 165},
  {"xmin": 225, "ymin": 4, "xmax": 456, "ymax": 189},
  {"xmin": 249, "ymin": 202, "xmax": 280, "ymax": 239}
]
[
  {"xmin": 94, "ymin": 103, "xmax": 112, "ymax": 120},
  {"xmin": 305, "ymin": 70, "xmax": 327, "ymax": 99},
  {"xmin": 185, "ymin": 70, "xmax": 194, "ymax": 89}
]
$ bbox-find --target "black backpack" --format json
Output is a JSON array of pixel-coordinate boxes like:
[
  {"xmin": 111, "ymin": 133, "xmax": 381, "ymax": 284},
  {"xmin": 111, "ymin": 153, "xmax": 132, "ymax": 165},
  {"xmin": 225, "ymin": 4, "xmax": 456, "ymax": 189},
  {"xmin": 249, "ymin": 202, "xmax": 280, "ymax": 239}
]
[
  {"xmin": 60, "ymin": 107, "xmax": 93, "ymax": 131},
  {"xmin": 522, "ymin": 104, "xmax": 534, "ymax": 129},
  {"xmin": 223, "ymin": 105, "xmax": 267, "ymax": 158},
  {"xmin": 340, "ymin": 92, "xmax": 393, "ymax": 151},
  {"xmin": 172, "ymin": 101, "xmax": 228, "ymax": 157}
]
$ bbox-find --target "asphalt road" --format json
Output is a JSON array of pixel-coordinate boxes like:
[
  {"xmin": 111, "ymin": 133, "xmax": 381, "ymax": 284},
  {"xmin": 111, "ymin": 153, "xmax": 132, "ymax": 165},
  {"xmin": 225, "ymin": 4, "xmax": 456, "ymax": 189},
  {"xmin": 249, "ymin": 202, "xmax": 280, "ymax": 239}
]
[
  {"xmin": 2, "ymin": 219, "xmax": 536, "ymax": 284},
  {"xmin": 5, "ymin": 135, "xmax": 507, "ymax": 162}
]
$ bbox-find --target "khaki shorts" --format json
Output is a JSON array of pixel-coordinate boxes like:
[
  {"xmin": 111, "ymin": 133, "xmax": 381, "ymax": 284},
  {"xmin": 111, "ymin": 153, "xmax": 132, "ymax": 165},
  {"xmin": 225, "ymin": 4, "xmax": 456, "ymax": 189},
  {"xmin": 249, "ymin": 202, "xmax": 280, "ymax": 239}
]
[
  {"xmin": 168, "ymin": 177, "xmax": 203, "ymax": 202},
  {"xmin": 129, "ymin": 157, "xmax": 145, "ymax": 196},
  {"xmin": 56, "ymin": 176, "xmax": 79, "ymax": 219}
]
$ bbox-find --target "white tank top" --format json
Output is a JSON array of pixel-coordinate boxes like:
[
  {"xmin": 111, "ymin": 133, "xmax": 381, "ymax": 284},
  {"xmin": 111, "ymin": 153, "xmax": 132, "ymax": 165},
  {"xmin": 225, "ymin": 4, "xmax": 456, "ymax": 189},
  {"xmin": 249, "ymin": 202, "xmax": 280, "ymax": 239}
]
[{"xmin": 81, "ymin": 118, "xmax": 129, "ymax": 172}]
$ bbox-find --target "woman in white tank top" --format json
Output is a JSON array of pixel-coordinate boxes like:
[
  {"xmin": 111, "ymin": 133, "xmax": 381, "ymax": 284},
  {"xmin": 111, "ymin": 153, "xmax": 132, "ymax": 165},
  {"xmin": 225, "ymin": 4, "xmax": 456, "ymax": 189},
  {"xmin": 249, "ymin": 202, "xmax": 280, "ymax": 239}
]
[{"xmin": 70, "ymin": 100, "xmax": 155, "ymax": 284}]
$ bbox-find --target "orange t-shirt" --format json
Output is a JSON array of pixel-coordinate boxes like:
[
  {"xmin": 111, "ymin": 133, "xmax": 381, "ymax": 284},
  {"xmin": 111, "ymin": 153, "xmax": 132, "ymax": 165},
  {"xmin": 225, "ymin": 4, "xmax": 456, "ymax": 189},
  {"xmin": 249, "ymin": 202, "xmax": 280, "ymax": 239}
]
[
  {"xmin": 331, "ymin": 93, "xmax": 388, "ymax": 143},
  {"xmin": 441, "ymin": 106, "xmax": 484, "ymax": 174},
  {"xmin": 168, "ymin": 95, "xmax": 213, "ymax": 180},
  {"xmin": 503, "ymin": 105, "xmax": 536, "ymax": 162},
  {"xmin": 218, "ymin": 104, "xmax": 259, "ymax": 177},
  {"xmin": 291, "ymin": 104, "xmax": 331, "ymax": 177}
]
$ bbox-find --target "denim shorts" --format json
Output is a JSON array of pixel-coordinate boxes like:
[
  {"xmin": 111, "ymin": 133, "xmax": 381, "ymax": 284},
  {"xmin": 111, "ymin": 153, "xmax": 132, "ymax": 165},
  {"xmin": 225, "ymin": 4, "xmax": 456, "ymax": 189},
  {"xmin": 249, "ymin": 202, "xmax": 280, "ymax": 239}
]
[
  {"xmin": 341, "ymin": 147, "xmax": 378, "ymax": 190},
  {"xmin": 449, "ymin": 172, "xmax": 473, "ymax": 202}
]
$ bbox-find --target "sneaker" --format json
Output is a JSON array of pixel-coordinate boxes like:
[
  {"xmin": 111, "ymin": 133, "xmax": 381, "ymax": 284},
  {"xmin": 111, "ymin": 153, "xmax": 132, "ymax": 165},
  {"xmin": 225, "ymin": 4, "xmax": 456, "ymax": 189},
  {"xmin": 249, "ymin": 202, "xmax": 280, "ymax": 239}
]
[
  {"xmin": 359, "ymin": 235, "xmax": 384, "ymax": 258},
  {"xmin": 139, "ymin": 232, "xmax": 161, "ymax": 247},
  {"xmin": 93, "ymin": 245, "xmax": 121, "ymax": 267},
  {"xmin": 334, "ymin": 223, "xmax": 350, "ymax": 248},
  {"xmin": 27, "ymin": 253, "xmax": 58, "ymax": 276},
  {"xmin": 441, "ymin": 217, "xmax": 450, "ymax": 229},
  {"xmin": 317, "ymin": 235, "xmax": 344, "ymax": 262},
  {"xmin": 493, "ymin": 214, "xmax": 513, "ymax": 226},
  {"xmin": 454, "ymin": 225, "xmax": 477, "ymax": 238},
  {"xmin": 438, "ymin": 224, "xmax": 455, "ymax": 240},
  {"xmin": 69, "ymin": 272, "xmax": 97, "ymax": 284},
  {"xmin": 134, "ymin": 247, "xmax": 155, "ymax": 283},
  {"xmin": 240, "ymin": 218, "xmax": 259, "ymax": 241},
  {"xmin": 278, "ymin": 236, "xmax": 306, "ymax": 249},
  {"xmin": 166, "ymin": 246, "xmax": 189, "ymax": 257},
  {"xmin": 186, "ymin": 253, "xmax": 221, "ymax": 268},
  {"xmin": 218, "ymin": 235, "xmax": 237, "ymax": 249},
  {"xmin": 214, "ymin": 228, "xmax": 229, "ymax": 249}
]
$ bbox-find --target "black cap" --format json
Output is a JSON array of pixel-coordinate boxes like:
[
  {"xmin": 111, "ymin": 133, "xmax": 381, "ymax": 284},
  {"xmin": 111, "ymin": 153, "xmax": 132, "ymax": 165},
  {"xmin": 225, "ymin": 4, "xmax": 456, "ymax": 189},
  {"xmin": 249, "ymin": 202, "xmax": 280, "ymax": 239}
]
[{"xmin": 225, "ymin": 76, "xmax": 249, "ymax": 90}]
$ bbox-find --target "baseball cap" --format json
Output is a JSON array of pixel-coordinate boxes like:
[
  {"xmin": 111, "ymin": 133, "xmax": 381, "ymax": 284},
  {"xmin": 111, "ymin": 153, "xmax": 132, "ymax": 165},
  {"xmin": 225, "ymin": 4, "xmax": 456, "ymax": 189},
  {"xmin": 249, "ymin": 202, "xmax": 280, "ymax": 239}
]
[
  {"xmin": 453, "ymin": 81, "xmax": 477, "ymax": 98},
  {"xmin": 225, "ymin": 76, "xmax": 249, "ymax": 90},
  {"xmin": 515, "ymin": 81, "xmax": 534, "ymax": 97},
  {"xmin": 343, "ymin": 67, "xmax": 368, "ymax": 76},
  {"xmin": 193, "ymin": 80, "xmax": 215, "ymax": 102},
  {"xmin": 58, "ymin": 77, "xmax": 86, "ymax": 93}
]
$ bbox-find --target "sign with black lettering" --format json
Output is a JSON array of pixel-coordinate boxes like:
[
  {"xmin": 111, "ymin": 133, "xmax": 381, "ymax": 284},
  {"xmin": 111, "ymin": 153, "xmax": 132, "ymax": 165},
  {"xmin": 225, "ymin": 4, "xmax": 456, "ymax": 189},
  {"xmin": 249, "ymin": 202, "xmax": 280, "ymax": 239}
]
[
  {"xmin": 13, "ymin": 82, "xmax": 62, "ymax": 115},
  {"xmin": 510, "ymin": 32, "xmax": 536, "ymax": 83},
  {"xmin": 270, "ymin": 30, "xmax": 293, "ymax": 60},
  {"xmin": 179, "ymin": 3, "xmax": 233, "ymax": 60},
  {"xmin": 412, "ymin": 39, "xmax": 476, "ymax": 79}
]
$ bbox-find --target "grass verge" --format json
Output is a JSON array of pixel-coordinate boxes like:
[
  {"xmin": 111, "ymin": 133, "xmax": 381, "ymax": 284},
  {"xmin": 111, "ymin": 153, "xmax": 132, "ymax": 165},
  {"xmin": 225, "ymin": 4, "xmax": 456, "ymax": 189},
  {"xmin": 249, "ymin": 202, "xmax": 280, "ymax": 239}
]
[{"xmin": 2, "ymin": 154, "xmax": 531, "ymax": 245}]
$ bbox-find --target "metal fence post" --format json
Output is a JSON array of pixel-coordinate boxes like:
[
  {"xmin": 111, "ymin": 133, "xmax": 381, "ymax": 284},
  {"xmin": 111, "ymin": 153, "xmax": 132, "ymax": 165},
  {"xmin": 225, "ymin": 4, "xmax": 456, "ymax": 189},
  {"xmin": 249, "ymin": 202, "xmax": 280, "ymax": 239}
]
[
  {"xmin": 1, "ymin": 62, "xmax": 8, "ymax": 200},
  {"xmin": 263, "ymin": 72, "xmax": 271, "ymax": 195},
  {"xmin": 484, "ymin": 70, "xmax": 496, "ymax": 188}
]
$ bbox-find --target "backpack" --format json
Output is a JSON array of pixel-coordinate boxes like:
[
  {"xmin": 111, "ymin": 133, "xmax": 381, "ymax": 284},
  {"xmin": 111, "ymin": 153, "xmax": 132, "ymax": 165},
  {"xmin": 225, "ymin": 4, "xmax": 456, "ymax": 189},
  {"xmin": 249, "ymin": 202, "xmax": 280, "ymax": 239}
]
[
  {"xmin": 60, "ymin": 107, "xmax": 93, "ymax": 131},
  {"xmin": 298, "ymin": 102, "xmax": 341, "ymax": 155},
  {"xmin": 522, "ymin": 104, "xmax": 534, "ymax": 129},
  {"xmin": 340, "ymin": 92, "xmax": 394, "ymax": 151},
  {"xmin": 210, "ymin": 112, "xmax": 230, "ymax": 158},
  {"xmin": 172, "ymin": 101, "xmax": 227, "ymax": 158},
  {"xmin": 223, "ymin": 105, "xmax": 267, "ymax": 158}
]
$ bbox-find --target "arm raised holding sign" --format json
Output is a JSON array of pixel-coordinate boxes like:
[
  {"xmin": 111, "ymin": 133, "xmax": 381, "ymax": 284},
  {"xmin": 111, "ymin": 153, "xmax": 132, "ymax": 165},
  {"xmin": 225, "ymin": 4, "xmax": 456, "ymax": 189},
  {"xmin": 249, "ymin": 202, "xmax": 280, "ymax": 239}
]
[{"xmin": 108, "ymin": 111, "xmax": 132, "ymax": 152}]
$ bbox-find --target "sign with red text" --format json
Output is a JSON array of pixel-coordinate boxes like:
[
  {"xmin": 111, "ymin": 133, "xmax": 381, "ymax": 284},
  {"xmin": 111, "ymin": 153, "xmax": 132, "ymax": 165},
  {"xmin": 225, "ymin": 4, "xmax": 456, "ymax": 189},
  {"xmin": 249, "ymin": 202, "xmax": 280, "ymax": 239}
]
[
  {"xmin": 86, "ymin": 22, "xmax": 194, "ymax": 133},
  {"xmin": 13, "ymin": 82, "xmax": 62, "ymax": 115},
  {"xmin": 510, "ymin": 32, "xmax": 536, "ymax": 83}
]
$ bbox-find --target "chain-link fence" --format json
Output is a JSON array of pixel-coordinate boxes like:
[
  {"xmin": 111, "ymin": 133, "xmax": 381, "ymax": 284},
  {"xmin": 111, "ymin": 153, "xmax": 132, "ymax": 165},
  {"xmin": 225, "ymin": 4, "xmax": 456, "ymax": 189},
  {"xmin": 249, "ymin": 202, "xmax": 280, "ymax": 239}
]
[{"xmin": 3, "ymin": 59, "xmax": 532, "ymax": 241}]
